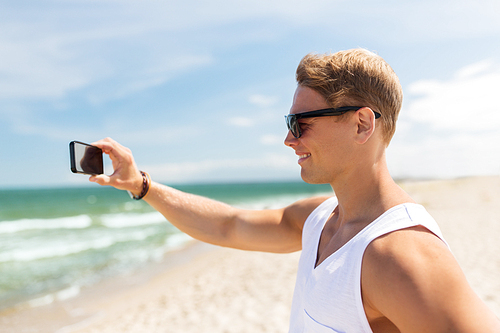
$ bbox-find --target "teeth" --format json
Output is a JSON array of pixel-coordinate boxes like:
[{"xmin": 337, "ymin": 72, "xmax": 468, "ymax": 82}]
[{"xmin": 299, "ymin": 154, "xmax": 311, "ymax": 158}]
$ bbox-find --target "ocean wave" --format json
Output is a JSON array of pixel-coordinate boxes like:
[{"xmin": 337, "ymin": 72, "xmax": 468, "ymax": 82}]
[
  {"xmin": 0, "ymin": 215, "xmax": 92, "ymax": 234},
  {"xmin": 0, "ymin": 228, "xmax": 158, "ymax": 262},
  {"xmin": 100, "ymin": 212, "xmax": 165, "ymax": 228}
]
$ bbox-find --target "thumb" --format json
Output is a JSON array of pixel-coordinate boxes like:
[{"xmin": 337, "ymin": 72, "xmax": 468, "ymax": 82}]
[{"xmin": 89, "ymin": 174, "xmax": 112, "ymax": 186}]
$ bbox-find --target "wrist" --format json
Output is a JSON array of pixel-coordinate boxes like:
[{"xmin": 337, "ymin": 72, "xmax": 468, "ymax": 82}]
[
  {"xmin": 130, "ymin": 171, "xmax": 144, "ymax": 194},
  {"xmin": 128, "ymin": 171, "xmax": 151, "ymax": 200}
]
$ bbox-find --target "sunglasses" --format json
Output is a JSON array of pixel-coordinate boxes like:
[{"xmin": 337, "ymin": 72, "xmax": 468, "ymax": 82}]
[{"xmin": 285, "ymin": 106, "xmax": 381, "ymax": 139}]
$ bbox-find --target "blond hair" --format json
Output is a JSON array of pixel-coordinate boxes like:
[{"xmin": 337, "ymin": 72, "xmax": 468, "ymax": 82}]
[{"xmin": 296, "ymin": 49, "xmax": 403, "ymax": 145}]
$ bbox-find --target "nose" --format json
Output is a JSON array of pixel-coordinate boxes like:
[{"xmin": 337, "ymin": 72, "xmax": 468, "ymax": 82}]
[{"xmin": 284, "ymin": 130, "xmax": 298, "ymax": 147}]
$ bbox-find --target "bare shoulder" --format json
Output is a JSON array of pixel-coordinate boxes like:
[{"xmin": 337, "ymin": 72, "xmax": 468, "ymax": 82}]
[
  {"xmin": 364, "ymin": 225, "xmax": 450, "ymax": 267},
  {"xmin": 282, "ymin": 195, "xmax": 332, "ymax": 231},
  {"xmin": 362, "ymin": 226, "xmax": 500, "ymax": 332}
]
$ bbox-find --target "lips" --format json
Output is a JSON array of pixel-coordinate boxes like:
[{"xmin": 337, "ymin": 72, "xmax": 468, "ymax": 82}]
[{"xmin": 297, "ymin": 153, "xmax": 311, "ymax": 164}]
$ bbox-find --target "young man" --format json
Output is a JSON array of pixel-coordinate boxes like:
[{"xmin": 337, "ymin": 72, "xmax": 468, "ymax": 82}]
[{"xmin": 90, "ymin": 49, "xmax": 500, "ymax": 332}]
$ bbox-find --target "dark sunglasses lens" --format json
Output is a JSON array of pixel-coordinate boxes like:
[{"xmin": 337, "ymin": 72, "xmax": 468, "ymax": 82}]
[{"xmin": 286, "ymin": 115, "xmax": 300, "ymax": 138}]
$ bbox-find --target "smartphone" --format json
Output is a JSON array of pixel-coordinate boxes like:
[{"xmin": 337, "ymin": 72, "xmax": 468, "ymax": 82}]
[{"xmin": 69, "ymin": 141, "xmax": 104, "ymax": 175}]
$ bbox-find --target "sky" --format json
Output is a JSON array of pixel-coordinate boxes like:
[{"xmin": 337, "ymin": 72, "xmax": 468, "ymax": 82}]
[{"xmin": 1, "ymin": 0, "xmax": 500, "ymax": 188}]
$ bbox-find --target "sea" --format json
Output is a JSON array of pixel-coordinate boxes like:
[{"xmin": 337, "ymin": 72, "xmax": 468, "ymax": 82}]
[{"xmin": 0, "ymin": 181, "xmax": 332, "ymax": 311}]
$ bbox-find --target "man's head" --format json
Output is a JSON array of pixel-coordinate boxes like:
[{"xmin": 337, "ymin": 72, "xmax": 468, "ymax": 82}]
[{"xmin": 295, "ymin": 48, "xmax": 403, "ymax": 145}]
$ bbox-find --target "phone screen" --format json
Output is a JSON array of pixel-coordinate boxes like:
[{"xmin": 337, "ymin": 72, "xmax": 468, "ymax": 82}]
[{"xmin": 69, "ymin": 141, "xmax": 104, "ymax": 175}]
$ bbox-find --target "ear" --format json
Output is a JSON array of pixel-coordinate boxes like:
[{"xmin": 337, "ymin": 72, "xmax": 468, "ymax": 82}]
[{"xmin": 354, "ymin": 107, "xmax": 376, "ymax": 144}]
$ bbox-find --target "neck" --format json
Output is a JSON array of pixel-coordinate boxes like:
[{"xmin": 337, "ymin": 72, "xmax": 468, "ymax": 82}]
[{"xmin": 329, "ymin": 153, "xmax": 414, "ymax": 225}]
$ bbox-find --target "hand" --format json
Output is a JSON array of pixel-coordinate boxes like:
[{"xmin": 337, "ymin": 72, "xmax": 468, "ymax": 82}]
[{"xmin": 89, "ymin": 138, "xmax": 144, "ymax": 195}]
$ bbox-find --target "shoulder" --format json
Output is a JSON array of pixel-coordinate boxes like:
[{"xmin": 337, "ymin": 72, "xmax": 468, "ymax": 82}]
[
  {"xmin": 283, "ymin": 195, "xmax": 333, "ymax": 230},
  {"xmin": 364, "ymin": 225, "xmax": 449, "ymax": 264},
  {"xmin": 362, "ymin": 225, "xmax": 455, "ymax": 299},
  {"xmin": 362, "ymin": 226, "xmax": 499, "ymax": 332}
]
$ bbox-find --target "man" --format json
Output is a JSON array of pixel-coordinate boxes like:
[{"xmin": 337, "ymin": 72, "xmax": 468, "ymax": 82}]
[{"xmin": 90, "ymin": 49, "xmax": 500, "ymax": 332}]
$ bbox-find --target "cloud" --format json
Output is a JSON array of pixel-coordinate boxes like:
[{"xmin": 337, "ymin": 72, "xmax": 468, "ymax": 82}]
[
  {"xmin": 85, "ymin": 54, "xmax": 214, "ymax": 105},
  {"xmin": 0, "ymin": 2, "xmax": 218, "ymax": 101},
  {"xmin": 389, "ymin": 59, "xmax": 500, "ymax": 179},
  {"xmin": 349, "ymin": 0, "xmax": 500, "ymax": 42},
  {"xmin": 248, "ymin": 94, "xmax": 279, "ymax": 108},
  {"xmin": 260, "ymin": 134, "xmax": 284, "ymax": 146},
  {"xmin": 227, "ymin": 117, "xmax": 256, "ymax": 127},
  {"xmin": 388, "ymin": 130, "xmax": 500, "ymax": 179},
  {"xmin": 143, "ymin": 153, "xmax": 298, "ymax": 183},
  {"xmin": 2, "ymin": 106, "xmax": 201, "ymax": 146},
  {"xmin": 404, "ymin": 59, "xmax": 500, "ymax": 132},
  {"xmin": 0, "ymin": 39, "xmax": 94, "ymax": 99}
]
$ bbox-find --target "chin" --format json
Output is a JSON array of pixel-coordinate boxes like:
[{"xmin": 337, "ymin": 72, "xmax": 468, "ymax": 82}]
[{"xmin": 300, "ymin": 170, "xmax": 330, "ymax": 185}]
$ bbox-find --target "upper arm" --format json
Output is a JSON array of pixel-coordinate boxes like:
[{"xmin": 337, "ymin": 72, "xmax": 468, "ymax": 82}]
[
  {"xmin": 226, "ymin": 195, "xmax": 331, "ymax": 253},
  {"xmin": 362, "ymin": 226, "xmax": 500, "ymax": 333}
]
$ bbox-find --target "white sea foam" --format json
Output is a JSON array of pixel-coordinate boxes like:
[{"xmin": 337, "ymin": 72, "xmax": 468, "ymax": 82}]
[
  {"xmin": 27, "ymin": 294, "xmax": 55, "ymax": 308},
  {"xmin": 100, "ymin": 212, "xmax": 165, "ymax": 228},
  {"xmin": 0, "ymin": 228, "xmax": 158, "ymax": 262},
  {"xmin": 26, "ymin": 285, "xmax": 81, "ymax": 308},
  {"xmin": 165, "ymin": 233, "xmax": 192, "ymax": 248},
  {"xmin": 56, "ymin": 285, "xmax": 81, "ymax": 301},
  {"xmin": 0, "ymin": 215, "xmax": 92, "ymax": 234}
]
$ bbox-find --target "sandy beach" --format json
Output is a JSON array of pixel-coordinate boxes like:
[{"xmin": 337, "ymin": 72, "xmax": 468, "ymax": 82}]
[{"xmin": 1, "ymin": 176, "xmax": 499, "ymax": 332}]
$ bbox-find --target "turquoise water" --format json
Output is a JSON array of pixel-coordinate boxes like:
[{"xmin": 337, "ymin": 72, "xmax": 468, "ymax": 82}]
[{"xmin": 0, "ymin": 182, "xmax": 332, "ymax": 310}]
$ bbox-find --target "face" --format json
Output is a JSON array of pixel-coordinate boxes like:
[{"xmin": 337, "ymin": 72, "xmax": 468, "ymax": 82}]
[{"xmin": 284, "ymin": 86, "xmax": 355, "ymax": 184}]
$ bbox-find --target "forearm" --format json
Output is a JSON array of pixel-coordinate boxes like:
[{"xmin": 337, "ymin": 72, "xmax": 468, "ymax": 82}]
[{"xmin": 144, "ymin": 181, "xmax": 239, "ymax": 246}]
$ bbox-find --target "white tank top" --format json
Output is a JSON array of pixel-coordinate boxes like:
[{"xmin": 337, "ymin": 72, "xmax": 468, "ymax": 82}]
[{"xmin": 288, "ymin": 197, "xmax": 448, "ymax": 333}]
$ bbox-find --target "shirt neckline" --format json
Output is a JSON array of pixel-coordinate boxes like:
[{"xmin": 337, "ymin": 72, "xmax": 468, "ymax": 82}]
[{"xmin": 312, "ymin": 201, "xmax": 422, "ymax": 271}]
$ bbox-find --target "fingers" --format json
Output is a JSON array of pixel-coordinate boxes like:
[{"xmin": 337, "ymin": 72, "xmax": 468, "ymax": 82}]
[
  {"xmin": 89, "ymin": 138, "xmax": 143, "ymax": 192},
  {"xmin": 92, "ymin": 138, "xmax": 130, "ymax": 160},
  {"xmin": 92, "ymin": 137, "xmax": 136, "ymax": 168}
]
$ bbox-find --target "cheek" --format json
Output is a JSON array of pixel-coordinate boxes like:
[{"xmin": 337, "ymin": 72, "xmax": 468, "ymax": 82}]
[
  {"xmin": 305, "ymin": 120, "xmax": 354, "ymax": 156},
  {"xmin": 319, "ymin": 132, "xmax": 354, "ymax": 163}
]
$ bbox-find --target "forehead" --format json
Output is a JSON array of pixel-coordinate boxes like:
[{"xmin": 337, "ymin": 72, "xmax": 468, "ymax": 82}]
[{"xmin": 290, "ymin": 86, "xmax": 329, "ymax": 115}]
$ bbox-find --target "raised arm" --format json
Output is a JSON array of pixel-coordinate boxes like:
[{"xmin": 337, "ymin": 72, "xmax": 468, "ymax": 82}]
[
  {"xmin": 140, "ymin": 182, "xmax": 327, "ymax": 252},
  {"xmin": 89, "ymin": 138, "xmax": 328, "ymax": 253}
]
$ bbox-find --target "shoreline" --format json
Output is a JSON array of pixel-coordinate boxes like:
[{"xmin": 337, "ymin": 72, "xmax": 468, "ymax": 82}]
[
  {"xmin": 0, "ymin": 241, "xmax": 224, "ymax": 333},
  {"xmin": 1, "ymin": 176, "xmax": 499, "ymax": 332}
]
